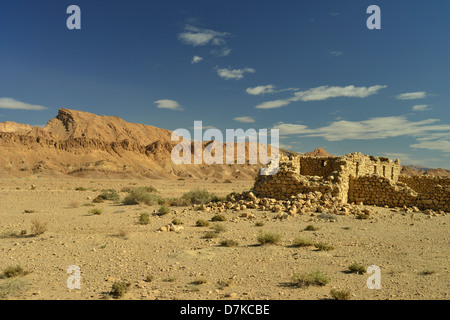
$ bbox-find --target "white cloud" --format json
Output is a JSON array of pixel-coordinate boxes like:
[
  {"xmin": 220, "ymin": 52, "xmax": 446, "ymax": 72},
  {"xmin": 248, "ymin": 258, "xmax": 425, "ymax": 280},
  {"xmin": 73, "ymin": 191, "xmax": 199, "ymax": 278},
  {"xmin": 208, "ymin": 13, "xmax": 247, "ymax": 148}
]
[
  {"xmin": 273, "ymin": 116, "xmax": 450, "ymax": 142},
  {"xmin": 412, "ymin": 104, "xmax": 432, "ymax": 111},
  {"xmin": 255, "ymin": 99, "xmax": 292, "ymax": 110},
  {"xmin": 246, "ymin": 85, "xmax": 276, "ymax": 95},
  {"xmin": 211, "ymin": 47, "xmax": 232, "ymax": 57},
  {"xmin": 191, "ymin": 56, "xmax": 203, "ymax": 64},
  {"xmin": 410, "ymin": 140, "xmax": 450, "ymax": 153},
  {"xmin": 0, "ymin": 98, "xmax": 48, "ymax": 111},
  {"xmin": 396, "ymin": 92, "xmax": 427, "ymax": 100},
  {"xmin": 255, "ymin": 85, "xmax": 387, "ymax": 109},
  {"xmin": 178, "ymin": 25, "xmax": 230, "ymax": 47},
  {"xmin": 233, "ymin": 116, "xmax": 255, "ymax": 123},
  {"xmin": 294, "ymin": 85, "xmax": 387, "ymax": 101},
  {"xmin": 154, "ymin": 99, "xmax": 184, "ymax": 111},
  {"xmin": 217, "ymin": 67, "xmax": 255, "ymax": 80}
]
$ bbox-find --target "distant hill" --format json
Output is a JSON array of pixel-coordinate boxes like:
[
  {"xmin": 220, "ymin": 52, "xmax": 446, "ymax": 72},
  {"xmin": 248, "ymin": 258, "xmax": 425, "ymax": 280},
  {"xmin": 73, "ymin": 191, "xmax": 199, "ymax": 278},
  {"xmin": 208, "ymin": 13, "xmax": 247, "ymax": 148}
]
[
  {"xmin": 401, "ymin": 165, "xmax": 450, "ymax": 177},
  {"xmin": 303, "ymin": 147, "xmax": 333, "ymax": 157}
]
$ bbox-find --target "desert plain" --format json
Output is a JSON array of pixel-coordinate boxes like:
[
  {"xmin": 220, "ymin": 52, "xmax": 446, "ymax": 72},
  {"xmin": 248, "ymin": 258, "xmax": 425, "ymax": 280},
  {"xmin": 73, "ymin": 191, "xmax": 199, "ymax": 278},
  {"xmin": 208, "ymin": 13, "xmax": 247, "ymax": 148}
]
[{"xmin": 0, "ymin": 177, "xmax": 448, "ymax": 300}]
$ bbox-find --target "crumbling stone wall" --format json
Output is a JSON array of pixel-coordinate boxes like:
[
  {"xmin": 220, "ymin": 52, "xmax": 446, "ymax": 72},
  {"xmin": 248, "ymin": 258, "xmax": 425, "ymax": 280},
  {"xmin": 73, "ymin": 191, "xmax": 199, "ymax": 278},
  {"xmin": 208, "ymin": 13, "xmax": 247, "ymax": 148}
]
[
  {"xmin": 252, "ymin": 152, "xmax": 448, "ymax": 212},
  {"xmin": 348, "ymin": 175, "xmax": 449, "ymax": 211}
]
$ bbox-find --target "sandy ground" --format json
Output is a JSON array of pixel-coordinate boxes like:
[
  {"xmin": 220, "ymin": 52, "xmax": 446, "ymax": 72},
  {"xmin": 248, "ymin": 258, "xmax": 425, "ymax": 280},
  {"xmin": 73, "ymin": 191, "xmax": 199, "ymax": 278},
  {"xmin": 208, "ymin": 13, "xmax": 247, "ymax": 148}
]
[{"xmin": 0, "ymin": 178, "xmax": 448, "ymax": 300}]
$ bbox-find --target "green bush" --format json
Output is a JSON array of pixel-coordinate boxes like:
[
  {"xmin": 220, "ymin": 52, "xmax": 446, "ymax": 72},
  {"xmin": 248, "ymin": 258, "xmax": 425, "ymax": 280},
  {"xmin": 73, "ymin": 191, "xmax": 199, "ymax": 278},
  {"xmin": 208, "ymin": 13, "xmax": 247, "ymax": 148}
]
[
  {"xmin": 292, "ymin": 237, "xmax": 315, "ymax": 247},
  {"xmin": 196, "ymin": 219, "xmax": 210, "ymax": 227},
  {"xmin": 89, "ymin": 208, "xmax": 103, "ymax": 215},
  {"xmin": 330, "ymin": 288, "xmax": 351, "ymax": 300},
  {"xmin": 304, "ymin": 224, "xmax": 319, "ymax": 231},
  {"xmin": 348, "ymin": 263, "xmax": 366, "ymax": 274},
  {"xmin": 158, "ymin": 206, "xmax": 170, "ymax": 216},
  {"xmin": 138, "ymin": 213, "xmax": 150, "ymax": 225},
  {"xmin": 181, "ymin": 189, "xmax": 222, "ymax": 205},
  {"xmin": 93, "ymin": 189, "xmax": 120, "ymax": 203},
  {"xmin": 257, "ymin": 232, "xmax": 282, "ymax": 245},
  {"xmin": 171, "ymin": 218, "xmax": 184, "ymax": 225},
  {"xmin": 210, "ymin": 224, "xmax": 227, "ymax": 233},
  {"xmin": 211, "ymin": 214, "xmax": 227, "ymax": 222},
  {"xmin": 110, "ymin": 281, "xmax": 131, "ymax": 299},
  {"xmin": 314, "ymin": 242, "xmax": 335, "ymax": 251},
  {"xmin": 291, "ymin": 270, "xmax": 330, "ymax": 287},
  {"xmin": 202, "ymin": 231, "xmax": 218, "ymax": 239},
  {"xmin": 2, "ymin": 265, "xmax": 29, "ymax": 278},
  {"xmin": 123, "ymin": 188, "xmax": 163, "ymax": 206}
]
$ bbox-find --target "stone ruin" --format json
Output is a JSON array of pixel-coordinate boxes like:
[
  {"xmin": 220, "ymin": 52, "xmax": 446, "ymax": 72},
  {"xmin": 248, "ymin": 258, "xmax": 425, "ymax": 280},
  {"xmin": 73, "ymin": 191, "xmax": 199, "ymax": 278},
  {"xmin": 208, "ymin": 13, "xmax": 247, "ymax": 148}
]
[
  {"xmin": 253, "ymin": 153, "xmax": 449, "ymax": 213},
  {"xmin": 201, "ymin": 152, "xmax": 448, "ymax": 218}
]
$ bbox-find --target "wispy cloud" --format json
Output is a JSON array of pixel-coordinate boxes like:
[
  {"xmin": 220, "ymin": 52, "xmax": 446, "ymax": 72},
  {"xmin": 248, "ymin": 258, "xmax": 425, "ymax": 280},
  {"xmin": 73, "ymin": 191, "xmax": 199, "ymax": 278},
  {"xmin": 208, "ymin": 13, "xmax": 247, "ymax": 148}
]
[
  {"xmin": 246, "ymin": 85, "xmax": 276, "ymax": 95},
  {"xmin": 233, "ymin": 116, "xmax": 255, "ymax": 123},
  {"xmin": 412, "ymin": 104, "xmax": 432, "ymax": 111},
  {"xmin": 255, "ymin": 85, "xmax": 387, "ymax": 109},
  {"xmin": 178, "ymin": 25, "xmax": 230, "ymax": 47},
  {"xmin": 396, "ymin": 91, "xmax": 427, "ymax": 100},
  {"xmin": 410, "ymin": 140, "xmax": 450, "ymax": 153},
  {"xmin": 217, "ymin": 67, "xmax": 255, "ymax": 80},
  {"xmin": 211, "ymin": 47, "xmax": 232, "ymax": 57},
  {"xmin": 273, "ymin": 116, "xmax": 450, "ymax": 142},
  {"xmin": 0, "ymin": 98, "xmax": 48, "ymax": 111},
  {"xmin": 191, "ymin": 56, "xmax": 203, "ymax": 64},
  {"xmin": 154, "ymin": 99, "xmax": 184, "ymax": 111}
]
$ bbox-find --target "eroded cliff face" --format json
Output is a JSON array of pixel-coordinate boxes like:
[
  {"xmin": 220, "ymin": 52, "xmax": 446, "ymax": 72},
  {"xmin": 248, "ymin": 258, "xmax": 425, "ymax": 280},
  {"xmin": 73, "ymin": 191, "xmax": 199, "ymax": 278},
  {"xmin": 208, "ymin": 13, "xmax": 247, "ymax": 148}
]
[{"xmin": 0, "ymin": 109, "xmax": 263, "ymax": 179}]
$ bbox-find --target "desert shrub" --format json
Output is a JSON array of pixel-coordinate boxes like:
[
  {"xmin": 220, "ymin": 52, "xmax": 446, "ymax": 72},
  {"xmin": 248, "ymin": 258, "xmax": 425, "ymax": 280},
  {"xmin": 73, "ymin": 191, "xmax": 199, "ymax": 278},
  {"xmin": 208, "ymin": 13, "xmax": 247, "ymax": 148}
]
[
  {"xmin": 304, "ymin": 224, "xmax": 319, "ymax": 231},
  {"xmin": 89, "ymin": 208, "xmax": 103, "ymax": 215},
  {"xmin": 220, "ymin": 239, "xmax": 239, "ymax": 247},
  {"xmin": 93, "ymin": 189, "xmax": 120, "ymax": 203},
  {"xmin": 195, "ymin": 219, "xmax": 210, "ymax": 227},
  {"xmin": 75, "ymin": 187, "xmax": 88, "ymax": 191},
  {"xmin": 257, "ymin": 232, "xmax": 282, "ymax": 245},
  {"xmin": 123, "ymin": 188, "xmax": 163, "ymax": 206},
  {"xmin": 165, "ymin": 197, "xmax": 191, "ymax": 206},
  {"xmin": 330, "ymin": 288, "xmax": 351, "ymax": 300},
  {"xmin": 348, "ymin": 263, "xmax": 366, "ymax": 274},
  {"xmin": 110, "ymin": 281, "xmax": 131, "ymax": 299},
  {"xmin": 158, "ymin": 206, "xmax": 170, "ymax": 216},
  {"xmin": 191, "ymin": 278, "xmax": 207, "ymax": 285},
  {"xmin": 223, "ymin": 179, "xmax": 232, "ymax": 183},
  {"xmin": 171, "ymin": 218, "xmax": 184, "ymax": 225},
  {"xmin": 31, "ymin": 219, "xmax": 47, "ymax": 236},
  {"xmin": 138, "ymin": 213, "xmax": 150, "ymax": 225},
  {"xmin": 162, "ymin": 277, "xmax": 176, "ymax": 282},
  {"xmin": 181, "ymin": 189, "xmax": 222, "ymax": 205},
  {"xmin": 2, "ymin": 265, "xmax": 29, "ymax": 278},
  {"xmin": 292, "ymin": 237, "xmax": 315, "ymax": 247},
  {"xmin": 0, "ymin": 278, "xmax": 28, "ymax": 300},
  {"xmin": 255, "ymin": 221, "xmax": 265, "ymax": 227},
  {"xmin": 314, "ymin": 242, "xmax": 335, "ymax": 251},
  {"xmin": 23, "ymin": 210, "xmax": 35, "ymax": 214},
  {"xmin": 210, "ymin": 224, "xmax": 227, "ymax": 233},
  {"xmin": 202, "ymin": 231, "xmax": 218, "ymax": 239},
  {"xmin": 122, "ymin": 186, "xmax": 157, "ymax": 193},
  {"xmin": 291, "ymin": 270, "xmax": 330, "ymax": 287},
  {"xmin": 211, "ymin": 214, "xmax": 226, "ymax": 222}
]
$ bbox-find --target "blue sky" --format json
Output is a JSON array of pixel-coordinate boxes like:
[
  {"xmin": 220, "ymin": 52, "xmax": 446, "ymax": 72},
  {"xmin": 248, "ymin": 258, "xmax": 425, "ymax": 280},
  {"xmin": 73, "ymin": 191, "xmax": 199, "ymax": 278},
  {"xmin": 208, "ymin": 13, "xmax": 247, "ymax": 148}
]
[{"xmin": 0, "ymin": 0, "xmax": 449, "ymax": 168}]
